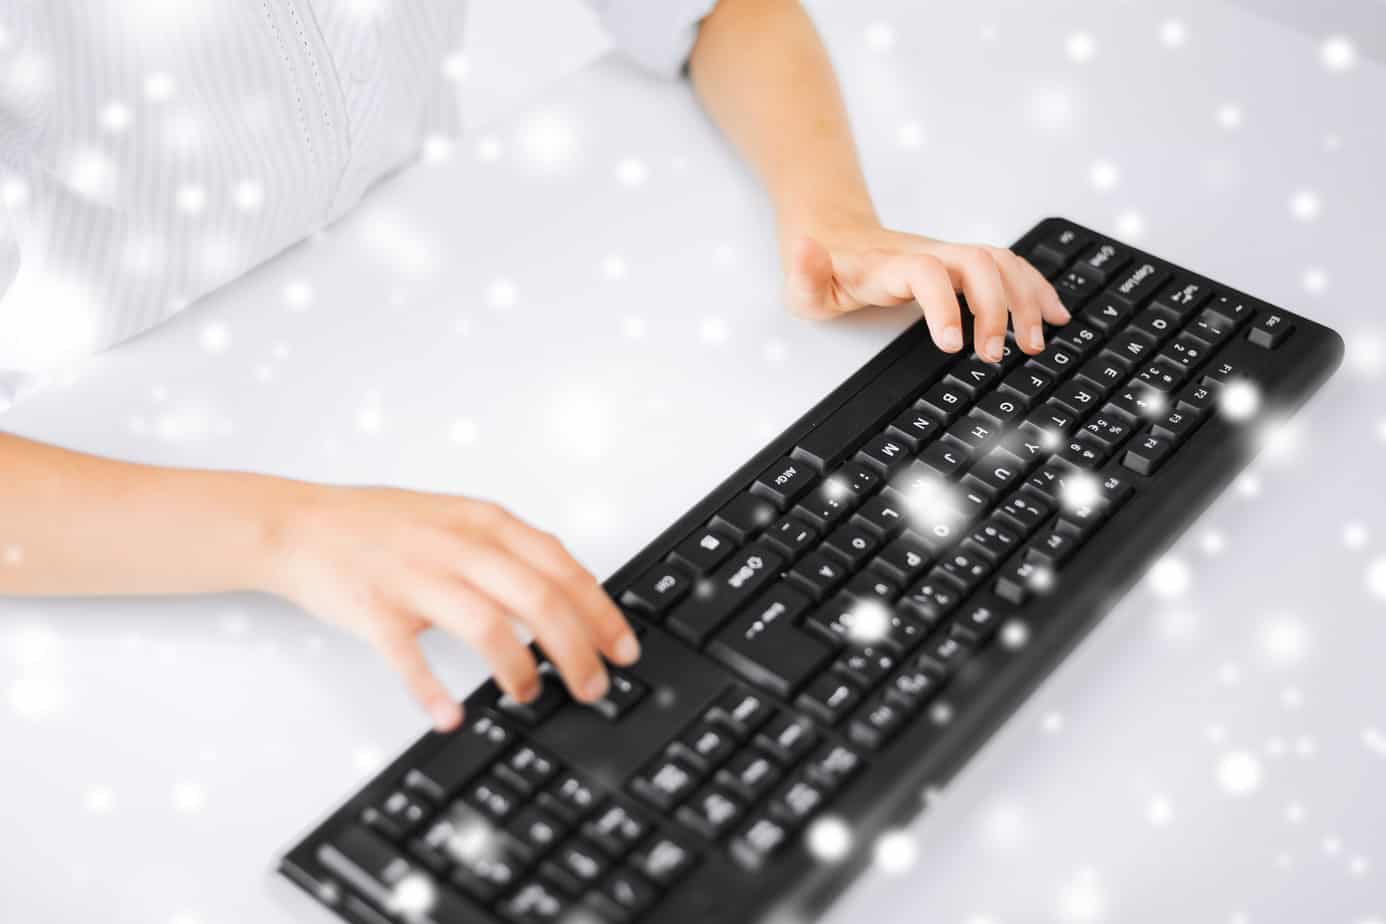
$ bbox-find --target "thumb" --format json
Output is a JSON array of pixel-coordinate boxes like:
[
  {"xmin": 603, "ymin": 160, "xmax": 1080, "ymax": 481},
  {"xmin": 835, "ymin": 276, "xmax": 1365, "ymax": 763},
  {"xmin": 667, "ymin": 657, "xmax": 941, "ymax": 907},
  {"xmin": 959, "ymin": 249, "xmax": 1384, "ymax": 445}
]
[{"xmin": 784, "ymin": 236, "xmax": 839, "ymax": 319}]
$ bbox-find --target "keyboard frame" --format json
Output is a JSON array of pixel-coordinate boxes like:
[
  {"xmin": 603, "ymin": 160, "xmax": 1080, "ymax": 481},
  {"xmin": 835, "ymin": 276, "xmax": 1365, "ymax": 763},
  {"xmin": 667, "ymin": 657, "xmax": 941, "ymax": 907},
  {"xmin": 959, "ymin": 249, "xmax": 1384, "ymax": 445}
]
[{"xmin": 277, "ymin": 217, "xmax": 1343, "ymax": 924}]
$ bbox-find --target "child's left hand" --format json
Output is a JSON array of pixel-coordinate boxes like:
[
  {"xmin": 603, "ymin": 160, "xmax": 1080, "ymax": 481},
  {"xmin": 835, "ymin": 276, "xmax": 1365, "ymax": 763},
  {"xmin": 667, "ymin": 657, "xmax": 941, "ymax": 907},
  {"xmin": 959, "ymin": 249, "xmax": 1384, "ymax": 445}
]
[{"xmin": 782, "ymin": 222, "xmax": 1071, "ymax": 363}]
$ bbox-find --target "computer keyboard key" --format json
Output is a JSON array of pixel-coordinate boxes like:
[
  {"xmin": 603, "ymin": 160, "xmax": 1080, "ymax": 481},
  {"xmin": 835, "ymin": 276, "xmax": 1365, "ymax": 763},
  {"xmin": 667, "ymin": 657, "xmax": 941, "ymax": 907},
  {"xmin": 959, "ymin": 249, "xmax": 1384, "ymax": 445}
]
[
  {"xmin": 1024, "ymin": 529, "xmax": 1080, "ymax": 568},
  {"xmin": 580, "ymin": 803, "xmax": 648, "ymax": 857},
  {"xmin": 362, "ymin": 790, "xmax": 430, "ymax": 840},
  {"xmin": 918, "ymin": 636, "xmax": 970, "ymax": 675},
  {"xmin": 1205, "ymin": 292, "xmax": 1255, "ymax": 328},
  {"xmin": 1075, "ymin": 354, "xmax": 1128, "ymax": 397},
  {"xmin": 947, "ymin": 355, "xmax": 1003, "ymax": 394},
  {"xmin": 1152, "ymin": 407, "xmax": 1202, "ymax": 444},
  {"xmin": 856, "ymin": 433, "xmax": 913, "ymax": 475},
  {"xmin": 1106, "ymin": 261, "xmax": 1170, "ymax": 309},
  {"xmin": 405, "ymin": 714, "xmax": 513, "ymax": 801},
  {"xmin": 870, "ymin": 532, "xmax": 934, "ymax": 584},
  {"xmin": 1176, "ymin": 382, "xmax": 1218, "ymax": 415},
  {"xmin": 509, "ymin": 806, "xmax": 566, "ymax": 856},
  {"xmin": 796, "ymin": 673, "xmax": 861, "ymax": 725},
  {"xmin": 671, "ymin": 721, "xmax": 739, "ymax": 773},
  {"xmin": 999, "ymin": 365, "xmax": 1054, "ymax": 408},
  {"xmin": 494, "ymin": 745, "xmax": 559, "ymax": 796},
  {"xmin": 1026, "ymin": 343, "xmax": 1079, "ymax": 380},
  {"xmin": 1030, "ymin": 225, "xmax": 1089, "ymax": 267},
  {"xmin": 676, "ymin": 785, "xmax": 746, "ymax": 840},
  {"xmin": 936, "ymin": 547, "xmax": 993, "ymax": 591},
  {"xmin": 497, "ymin": 674, "xmax": 568, "ymax": 726},
  {"xmin": 963, "ymin": 519, "xmax": 1020, "ymax": 564},
  {"xmin": 1122, "ymin": 433, "xmax": 1174, "ymax": 475},
  {"xmin": 1248, "ymin": 311, "xmax": 1293, "ymax": 348},
  {"xmin": 751, "ymin": 457, "xmax": 818, "ymax": 510},
  {"xmin": 917, "ymin": 381, "xmax": 971, "ymax": 423},
  {"xmin": 916, "ymin": 439, "xmax": 969, "ymax": 478},
  {"xmin": 1055, "ymin": 270, "xmax": 1098, "ymax": 310},
  {"xmin": 1073, "ymin": 241, "xmax": 1130, "ymax": 284},
  {"xmin": 498, "ymin": 881, "xmax": 568, "ymax": 924},
  {"xmin": 1135, "ymin": 358, "xmax": 1186, "ymax": 393},
  {"xmin": 851, "ymin": 494, "xmax": 908, "ymax": 540},
  {"xmin": 540, "ymin": 839, "xmax": 611, "ymax": 896},
  {"xmin": 712, "ymin": 493, "xmax": 779, "ymax": 542},
  {"xmin": 823, "ymin": 523, "xmax": 881, "ymax": 568},
  {"xmin": 1055, "ymin": 501, "xmax": 1107, "ymax": 540},
  {"xmin": 621, "ymin": 563, "xmax": 693, "ymax": 616},
  {"xmin": 1051, "ymin": 321, "xmax": 1104, "ymax": 360},
  {"xmin": 631, "ymin": 836, "xmax": 697, "ymax": 886},
  {"xmin": 730, "ymin": 816, "xmax": 790, "ymax": 871},
  {"xmin": 899, "ymin": 574, "xmax": 964, "ymax": 624},
  {"xmin": 709, "ymin": 588, "xmax": 830, "ymax": 697},
  {"xmin": 1160, "ymin": 333, "xmax": 1207, "ymax": 370},
  {"xmin": 1057, "ymin": 431, "xmax": 1111, "ymax": 468},
  {"xmin": 1024, "ymin": 402, "xmax": 1079, "ymax": 438},
  {"xmin": 760, "ymin": 515, "xmax": 819, "ymax": 561},
  {"xmin": 806, "ymin": 596, "xmax": 926, "ymax": 654},
  {"xmin": 466, "ymin": 776, "xmax": 522, "ymax": 823},
  {"xmin": 971, "ymin": 390, "xmax": 1027, "ymax": 428},
  {"xmin": 668, "ymin": 528, "xmax": 736, "ymax": 576},
  {"xmin": 716, "ymin": 749, "xmax": 782, "ymax": 802},
  {"xmin": 849, "ymin": 697, "xmax": 908, "ymax": 750},
  {"xmin": 995, "ymin": 558, "xmax": 1052, "ymax": 605},
  {"xmin": 1079, "ymin": 296, "xmax": 1134, "ymax": 334},
  {"xmin": 769, "ymin": 778, "xmax": 827, "ymax": 829},
  {"xmin": 995, "ymin": 490, "xmax": 1052, "ymax": 535},
  {"xmin": 1153, "ymin": 278, "xmax": 1214, "ymax": 320},
  {"xmin": 950, "ymin": 601, "xmax": 1005, "ymax": 645},
  {"xmin": 707, "ymin": 688, "xmax": 772, "ymax": 738},
  {"xmin": 792, "ymin": 483, "xmax": 853, "ymax": 530},
  {"xmin": 668, "ymin": 544, "xmax": 785, "ymax": 645},
  {"xmin": 833, "ymin": 646, "xmax": 896, "ymax": 688},
  {"xmin": 585, "ymin": 869, "xmax": 657, "ymax": 922},
  {"xmin": 787, "ymin": 550, "xmax": 849, "ymax": 600},
  {"xmin": 886, "ymin": 408, "xmax": 941, "ymax": 449},
  {"xmin": 1129, "ymin": 307, "xmax": 1179, "ymax": 345},
  {"xmin": 804, "ymin": 743, "xmax": 865, "ymax": 792},
  {"xmin": 538, "ymin": 774, "xmax": 599, "ymax": 824},
  {"xmin": 756, "ymin": 713, "xmax": 818, "ymax": 765},
  {"xmin": 1082, "ymin": 412, "xmax": 1135, "ymax": 449},
  {"xmin": 1201, "ymin": 359, "xmax": 1243, "ymax": 386},
  {"xmin": 1107, "ymin": 329, "xmax": 1155, "ymax": 365},
  {"xmin": 592, "ymin": 673, "xmax": 646, "ymax": 721},
  {"xmin": 1106, "ymin": 383, "xmax": 1169, "ymax": 423},
  {"xmin": 630, "ymin": 757, "xmax": 700, "ymax": 812}
]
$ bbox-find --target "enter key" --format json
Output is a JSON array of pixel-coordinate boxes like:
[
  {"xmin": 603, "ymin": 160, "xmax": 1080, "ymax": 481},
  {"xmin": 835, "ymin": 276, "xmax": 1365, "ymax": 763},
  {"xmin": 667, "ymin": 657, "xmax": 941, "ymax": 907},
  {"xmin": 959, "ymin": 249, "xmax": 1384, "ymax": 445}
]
[{"xmin": 708, "ymin": 583, "xmax": 834, "ymax": 698}]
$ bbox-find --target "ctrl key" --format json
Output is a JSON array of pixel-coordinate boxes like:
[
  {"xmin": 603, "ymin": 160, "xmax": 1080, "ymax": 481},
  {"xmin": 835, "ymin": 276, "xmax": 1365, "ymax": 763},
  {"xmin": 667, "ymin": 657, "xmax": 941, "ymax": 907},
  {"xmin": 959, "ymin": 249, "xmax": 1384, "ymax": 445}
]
[{"xmin": 317, "ymin": 825, "xmax": 484, "ymax": 922}]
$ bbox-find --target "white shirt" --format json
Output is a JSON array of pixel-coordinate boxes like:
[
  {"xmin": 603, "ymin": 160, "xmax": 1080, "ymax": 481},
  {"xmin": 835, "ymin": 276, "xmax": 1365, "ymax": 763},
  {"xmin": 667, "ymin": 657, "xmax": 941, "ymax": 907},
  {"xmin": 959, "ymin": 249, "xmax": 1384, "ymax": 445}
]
[{"xmin": 0, "ymin": 0, "xmax": 717, "ymax": 405}]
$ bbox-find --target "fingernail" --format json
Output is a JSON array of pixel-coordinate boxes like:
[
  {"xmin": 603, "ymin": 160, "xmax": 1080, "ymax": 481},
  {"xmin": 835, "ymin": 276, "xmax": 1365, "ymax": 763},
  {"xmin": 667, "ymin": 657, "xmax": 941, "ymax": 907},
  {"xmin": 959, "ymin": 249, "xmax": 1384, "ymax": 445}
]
[
  {"xmin": 514, "ymin": 679, "xmax": 540, "ymax": 703},
  {"xmin": 614, "ymin": 634, "xmax": 641, "ymax": 665},
  {"xmin": 1027, "ymin": 327, "xmax": 1045, "ymax": 352},
  {"xmin": 984, "ymin": 336, "xmax": 1005, "ymax": 361},
  {"xmin": 582, "ymin": 673, "xmax": 609, "ymax": 702},
  {"xmin": 430, "ymin": 700, "xmax": 462, "ymax": 731},
  {"xmin": 939, "ymin": 327, "xmax": 963, "ymax": 352},
  {"xmin": 1052, "ymin": 300, "xmax": 1071, "ymax": 323}
]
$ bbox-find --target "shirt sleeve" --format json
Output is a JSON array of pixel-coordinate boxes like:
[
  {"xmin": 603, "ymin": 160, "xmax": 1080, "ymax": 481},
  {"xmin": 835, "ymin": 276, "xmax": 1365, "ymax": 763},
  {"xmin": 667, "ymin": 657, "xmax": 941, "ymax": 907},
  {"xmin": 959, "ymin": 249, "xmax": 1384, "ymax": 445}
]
[{"xmin": 580, "ymin": 0, "xmax": 721, "ymax": 79}]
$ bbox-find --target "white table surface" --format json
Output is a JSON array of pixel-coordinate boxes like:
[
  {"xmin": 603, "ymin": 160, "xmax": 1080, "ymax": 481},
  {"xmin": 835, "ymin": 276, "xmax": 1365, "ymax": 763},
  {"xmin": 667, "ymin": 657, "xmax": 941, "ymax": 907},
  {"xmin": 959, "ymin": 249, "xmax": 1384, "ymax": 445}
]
[{"xmin": 2, "ymin": 1, "xmax": 1384, "ymax": 922}]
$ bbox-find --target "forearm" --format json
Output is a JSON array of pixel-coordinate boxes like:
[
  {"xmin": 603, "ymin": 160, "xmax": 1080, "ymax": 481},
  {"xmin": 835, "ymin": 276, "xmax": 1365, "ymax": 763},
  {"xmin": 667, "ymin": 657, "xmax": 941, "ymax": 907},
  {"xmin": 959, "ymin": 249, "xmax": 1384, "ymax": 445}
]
[
  {"xmin": 0, "ymin": 432, "xmax": 296, "ymax": 597},
  {"xmin": 690, "ymin": 0, "xmax": 876, "ymax": 245}
]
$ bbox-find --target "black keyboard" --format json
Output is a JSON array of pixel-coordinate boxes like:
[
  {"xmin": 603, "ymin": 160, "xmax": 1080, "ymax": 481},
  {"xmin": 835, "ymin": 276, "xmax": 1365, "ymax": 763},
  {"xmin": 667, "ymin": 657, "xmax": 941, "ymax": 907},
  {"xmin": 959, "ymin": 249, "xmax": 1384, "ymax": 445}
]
[{"xmin": 278, "ymin": 218, "xmax": 1343, "ymax": 924}]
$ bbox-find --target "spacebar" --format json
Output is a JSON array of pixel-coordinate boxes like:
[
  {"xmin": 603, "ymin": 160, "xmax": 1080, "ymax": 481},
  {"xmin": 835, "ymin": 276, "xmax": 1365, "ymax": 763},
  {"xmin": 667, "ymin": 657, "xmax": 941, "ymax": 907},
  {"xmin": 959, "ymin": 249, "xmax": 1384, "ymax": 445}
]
[{"xmin": 790, "ymin": 327, "xmax": 947, "ymax": 471}]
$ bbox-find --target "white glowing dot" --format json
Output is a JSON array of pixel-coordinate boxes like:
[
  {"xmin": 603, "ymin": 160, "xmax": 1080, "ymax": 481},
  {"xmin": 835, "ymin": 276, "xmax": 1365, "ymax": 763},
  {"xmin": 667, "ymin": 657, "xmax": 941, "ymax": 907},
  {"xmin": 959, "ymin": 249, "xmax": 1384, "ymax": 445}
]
[
  {"xmin": 865, "ymin": 21, "xmax": 896, "ymax": 50},
  {"xmin": 1218, "ymin": 662, "xmax": 1242, "ymax": 686},
  {"xmin": 1236, "ymin": 473, "xmax": 1262, "ymax": 497},
  {"xmin": 518, "ymin": 112, "xmax": 576, "ymax": 170},
  {"xmin": 486, "ymin": 278, "xmax": 517, "ymax": 309},
  {"xmin": 423, "ymin": 134, "xmax": 454, "ymax": 163},
  {"xmin": 62, "ymin": 147, "xmax": 118, "ymax": 202},
  {"xmin": 1342, "ymin": 522, "xmax": 1369, "ymax": 549},
  {"xmin": 764, "ymin": 339, "xmax": 787, "ymax": 364},
  {"xmin": 442, "ymin": 51, "xmax": 469, "ymax": 82},
  {"xmin": 1364, "ymin": 557, "xmax": 1386, "ymax": 602},
  {"xmin": 616, "ymin": 157, "xmax": 649, "ymax": 187},
  {"xmin": 1057, "ymin": 867, "xmax": 1105, "ymax": 922},
  {"xmin": 981, "ymin": 801, "xmax": 1027, "ymax": 850},
  {"xmin": 929, "ymin": 701, "xmax": 953, "ymax": 725},
  {"xmin": 357, "ymin": 392, "xmax": 383, "ymax": 434},
  {"xmin": 144, "ymin": 72, "xmax": 176, "ymax": 102},
  {"xmin": 1259, "ymin": 613, "xmax": 1308, "ymax": 666},
  {"xmin": 700, "ymin": 316, "xmax": 729, "ymax": 344},
  {"xmin": 1349, "ymin": 856, "xmax": 1370, "ymax": 877},
  {"xmin": 1027, "ymin": 85, "xmax": 1075, "ymax": 130},
  {"xmin": 620, "ymin": 316, "xmax": 646, "ymax": 339},
  {"xmin": 175, "ymin": 184, "xmax": 207, "ymax": 215},
  {"xmin": 1, "ymin": 176, "xmax": 28, "ymax": 209},
  {"xmin": 1146, "ymin": 795, "xmax": 1173, "ymax": 827},
  {"xmin": 198, "ymin": 321, "xmax": 230, "ymax": 353},
  {"xmin": 1147, "ymin": 556, "xmax": 1191, "ymax": 599},
  {"xmin": 1089, "ymin": 159, "xmax": 1120, "ymax": 192},
  {"xmin": 476, "ymin": 135, "xmax": 503, "ymax": 162},
  {"xmin": 1321, "ymin": 35, "xmax": 1358, "ymax": 72},
  {"xmin": 1284, "ymin": 801, "xmax": 1306, "ymax": 823},
  {"xmin": 1065, "ymin": 32, "xmax": 1097, "ymax": 63},
  {"xmin": 1345, "ymin": 331, "xmax": 1384, "ymax": 379},
  {"xmin": 1281, "ymin": 686, "xmax": 1303, "ymax": 709},
  {"xmin": 1115, "ymin": 210, "xmax": 1146, "ymax": 239},
  {"xmin": 897, "ymin": 120, "xmax": 925, "ymax": 149},
  {"xmin": 353, "ymin": 747, "xmax": 383, "ymax": 773},
  {"xmin": 873, "ymin": 829, "xmax": 917, "ymax": 874},
  {"xmin": 388, "ymin": 872, "xmax": 437, "ymax": 916},
  {"xmin": 1159, "ymin": 19, "xmax": 1188, "ymax": 47},
  {"xmin": 1218, "ymin": 380, "xmax": 1261, "ymax": 421},
  {"xmin": 283, "ymin": 281, "xmax": 314, "ymax": 310},
  {"xmin": 806, "ymin": 815, "xmax": 853, "ymax": 863},
  {"xmin": 84, "ymin": 784, "xmax": 115, "ymax": 814},
  {"xmin": 232, "ymin": 178, "xmax": 264, "ymax": 212},
  {"xmin": 845, "ymin": 600, "xmax": 892, "ymax": 646},
  {"xmin": 172, "ymin": 780, "xmax": 207, "ymax": 813},
  {"xmin": 1217, "ymin": 751, "xmax": 1262, "ymax": 796},
  {"xmin": 1217, "ymin": 103, "xmax": 1243, "ymax": 130},
  {"xmin": 999, "ymin": 619, "xmax": 1030, "ymax": 650},
  {"xmin": 99, "ymin": 100, "xmax": 132, "ymax": 133},
  {"xmin": 1042, "ymin": 711, "xmax": 1065, "ymax": 733},
  {"xmin": 601, "ymin": 254, "xmax": 627, "ymax": 280},
  {"xmin": 1302, "ymin": 266, "xmax": 1328, "ymax": 295},
  {"xmin": 1059, "ymin": 472, "xmax": 1100, "ymax": 510},
  {"xmin": 1289, "ymin": 189, "xmax": 1322, "ymax": 222},
  {"xmin": 1200, "ymin": 531, "xmax": 1225, "ymax": 556},
  {"xmin": 449, "ymin": 418, "xmax": 478, "ymax": 445},
  {"xmin": 1028, "ymin": 566, "xmax": 1054, "ymax": 593}
]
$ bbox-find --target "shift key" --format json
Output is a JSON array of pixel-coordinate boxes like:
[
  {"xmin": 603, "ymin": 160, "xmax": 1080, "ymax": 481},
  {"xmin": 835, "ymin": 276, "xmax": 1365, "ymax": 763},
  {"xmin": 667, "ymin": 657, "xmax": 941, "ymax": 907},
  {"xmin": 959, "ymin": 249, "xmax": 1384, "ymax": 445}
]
[
  {"xmin": 708, "ymin": 584, "xmax": 832, "ymax": 697},
  {"xmin": 667, "ymin": 544, "xmax": 785, "ymax": 646}
]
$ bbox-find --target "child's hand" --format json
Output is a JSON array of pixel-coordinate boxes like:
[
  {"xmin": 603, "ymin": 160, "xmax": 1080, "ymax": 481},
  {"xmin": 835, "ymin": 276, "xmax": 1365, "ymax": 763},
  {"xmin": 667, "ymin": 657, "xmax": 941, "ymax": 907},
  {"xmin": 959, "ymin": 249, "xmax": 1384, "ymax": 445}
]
[
  {"xmin": 262, "ymin": 484, "xmax": 640, "ymax": 731},
  {"xmin": 783, "ymin": 223, "xmax": 1071, "ymax": 362}
]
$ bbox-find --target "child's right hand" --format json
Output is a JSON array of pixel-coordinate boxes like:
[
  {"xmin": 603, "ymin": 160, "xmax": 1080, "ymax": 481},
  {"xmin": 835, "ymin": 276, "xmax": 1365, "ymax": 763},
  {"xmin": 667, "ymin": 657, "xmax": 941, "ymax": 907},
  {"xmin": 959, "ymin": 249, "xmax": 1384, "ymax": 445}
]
[{"xmin": 260, "ymin": 483, "xmax": 640, "ymax": 731}]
